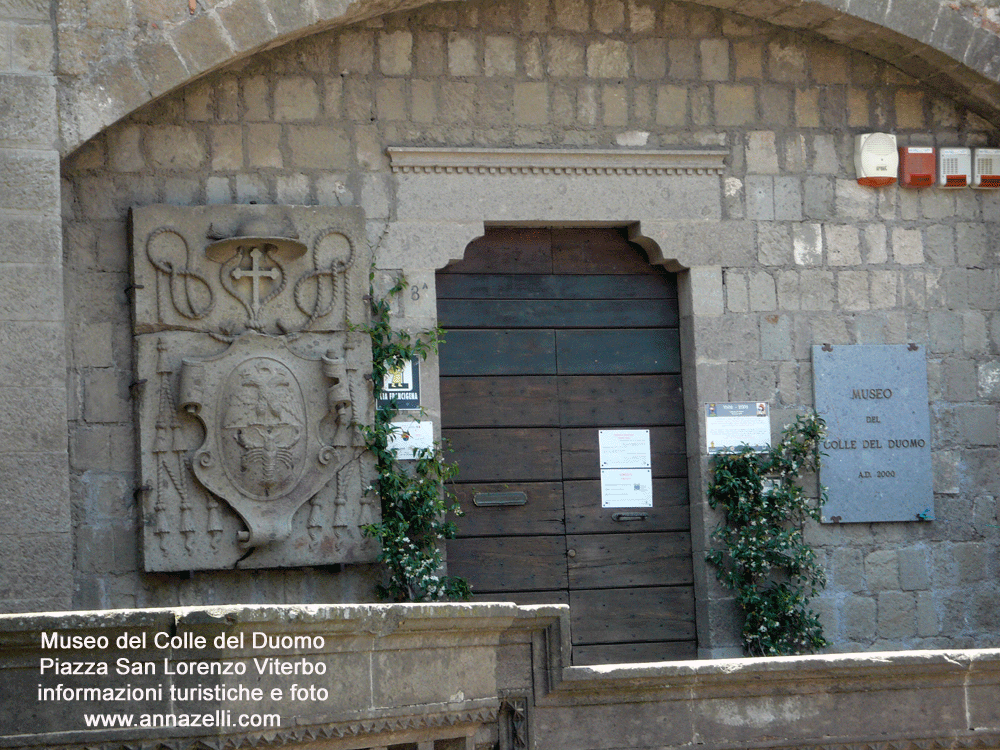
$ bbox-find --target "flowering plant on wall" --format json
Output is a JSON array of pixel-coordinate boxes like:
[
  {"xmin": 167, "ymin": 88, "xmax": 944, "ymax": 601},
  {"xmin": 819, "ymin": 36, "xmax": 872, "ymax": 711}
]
[
  {"xmin": 359, "ymin": 273, "xmax": 471, "ymax": 602},
  {"xmin": 706, "ymin": 413, "xmax": 828, "ymax": 656}
]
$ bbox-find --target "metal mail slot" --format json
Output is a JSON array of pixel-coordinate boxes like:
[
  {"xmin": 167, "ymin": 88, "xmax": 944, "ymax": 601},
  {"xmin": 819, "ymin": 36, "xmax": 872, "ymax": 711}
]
[
  {"xmin": 473, "ymin": 492, "xmax": 527, "ymax": 507},
  {"xmin": 612, "ymin": 512, "xmax": 648, "ymax": 522}
]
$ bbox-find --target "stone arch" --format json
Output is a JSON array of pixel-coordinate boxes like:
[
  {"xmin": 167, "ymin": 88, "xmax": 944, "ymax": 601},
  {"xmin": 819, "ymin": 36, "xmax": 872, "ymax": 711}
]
[{"xmin": 60, "ymin": 0, "xmax": 1000, "ymax": 155}]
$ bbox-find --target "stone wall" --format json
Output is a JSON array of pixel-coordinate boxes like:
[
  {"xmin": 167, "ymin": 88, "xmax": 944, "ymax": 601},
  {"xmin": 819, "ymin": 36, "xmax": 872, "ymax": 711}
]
[
  {"xmin": 58, "ymin": 0, "xmax": 1000, "ymax": 654},
  {"xmin": 0, "ymin": 0, "xmax": 72, "ymax": 614}
]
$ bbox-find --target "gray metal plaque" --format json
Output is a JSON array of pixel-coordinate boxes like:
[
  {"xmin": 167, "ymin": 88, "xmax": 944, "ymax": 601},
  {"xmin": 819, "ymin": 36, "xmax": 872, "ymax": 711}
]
[{"xmin": 812, "ymin": 344, "xmax": 933, "ymax": 523}]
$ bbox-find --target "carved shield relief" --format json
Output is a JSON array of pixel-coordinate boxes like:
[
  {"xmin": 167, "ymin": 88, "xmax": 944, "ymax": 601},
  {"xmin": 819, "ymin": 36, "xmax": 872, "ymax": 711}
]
[{"xmin": 131, "ymin": 206, "xmax": 378, "ymax": 571}]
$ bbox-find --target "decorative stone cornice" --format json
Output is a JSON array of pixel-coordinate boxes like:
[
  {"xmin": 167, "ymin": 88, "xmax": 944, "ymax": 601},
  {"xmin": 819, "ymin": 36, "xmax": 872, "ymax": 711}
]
[{"xmin": 387, "ymin": 147, "xmax": 728, "ymax": 176}]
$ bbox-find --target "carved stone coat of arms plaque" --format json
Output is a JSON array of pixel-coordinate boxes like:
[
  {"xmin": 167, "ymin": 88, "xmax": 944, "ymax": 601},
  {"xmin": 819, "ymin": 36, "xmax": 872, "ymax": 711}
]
[{"xmin": 131, "ymin": 205, "xmax": 378, "ymax": 571}]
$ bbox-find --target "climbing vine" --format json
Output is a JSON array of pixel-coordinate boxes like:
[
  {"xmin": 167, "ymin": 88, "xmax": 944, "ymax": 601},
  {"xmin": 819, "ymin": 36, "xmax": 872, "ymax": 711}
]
[
  {"xmin": 706, "ymin": 412, "xmax": 829, "ymax": 656},
  {"xmin": 359, "ymin": 273, "xmax": 471, "ymax": 602}
]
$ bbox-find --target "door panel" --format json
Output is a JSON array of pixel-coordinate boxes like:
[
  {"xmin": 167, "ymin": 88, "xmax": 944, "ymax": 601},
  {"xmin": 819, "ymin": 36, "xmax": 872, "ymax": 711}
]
[
  {"xmin": 566, "ymin": 532, "xmax": 694, "ymax": 589},
  {"xmin": 448, "ymin": 536, "xmax": 568, "ymax": 591},
  {"xmin": 440, "ymin": 227, "xmax": 694, "ymax": 664},
  {"xmin": 452, "ymin": 481, "xmax": 565, "ymax": 537}
]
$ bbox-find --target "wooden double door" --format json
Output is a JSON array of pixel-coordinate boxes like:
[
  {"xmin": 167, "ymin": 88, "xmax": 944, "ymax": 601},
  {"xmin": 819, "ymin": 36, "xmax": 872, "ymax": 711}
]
[{"xmin": 438, "ymin": 228, "xmax": 695, "ymax": 665}]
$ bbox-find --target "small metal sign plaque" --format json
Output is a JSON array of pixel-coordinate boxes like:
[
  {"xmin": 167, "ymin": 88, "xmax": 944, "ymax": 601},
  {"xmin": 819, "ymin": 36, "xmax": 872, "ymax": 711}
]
[
  {"xmin": 386, "ymin": 420, "xmax": 434, "ymax": 459},
  {"xmin": 812, "ymin": 344, "xmax": 933, "ymax": 523},
  {"xmin": 379, "ymin": 357, "xmax": 420, "ymax": 410},
  {"xmin": 705, "ymin": 402, "xmax": 772, "ymax": 454}
]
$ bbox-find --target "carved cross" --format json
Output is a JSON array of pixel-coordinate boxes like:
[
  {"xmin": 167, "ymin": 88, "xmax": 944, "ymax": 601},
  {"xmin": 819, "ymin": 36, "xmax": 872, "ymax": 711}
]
[{"xmin": 231, "ymin": 247, "xmax": 280, "ymax": 318}]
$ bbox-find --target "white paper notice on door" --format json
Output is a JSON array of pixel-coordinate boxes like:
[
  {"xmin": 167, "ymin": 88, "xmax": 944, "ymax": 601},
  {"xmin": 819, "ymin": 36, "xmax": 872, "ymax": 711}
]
[
  {"xmin": 599, "ymin": 429, "xmax": 652, "ymax": 508},
  {"xmin": 600, "ymin": 468, "xmax": 653, "ymax": 508},
  {"xmin": 598, "ymin": 429, "xmax": 651, "ymax": 468}
]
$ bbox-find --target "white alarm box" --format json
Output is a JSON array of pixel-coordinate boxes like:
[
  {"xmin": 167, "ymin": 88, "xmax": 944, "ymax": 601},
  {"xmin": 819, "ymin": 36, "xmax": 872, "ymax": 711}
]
[
  {"xmin": 938, "ymin": 147, "xmax": 971, "ymax": 188},
  {"xmin": 854, "ymin": 133, "xmax": 898, "ymax": 187},
  {"xmin": 973, "ymin": 148, "xmax": 1000, "ymax": 188}
]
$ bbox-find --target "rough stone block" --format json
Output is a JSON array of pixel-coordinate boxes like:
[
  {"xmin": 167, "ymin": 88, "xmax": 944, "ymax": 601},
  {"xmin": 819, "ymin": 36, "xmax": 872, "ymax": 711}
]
[
  {"xmin": 895, "ymin": 89, "xmax": 926, "ymax": 128},
  {"xmin": 837, "ymin": 270, "xmax": 870, "ymax": 311},
  {"xmin": 484, "ymin": 35, "xmax": 516, "ymax": 77},
  {"xmin": 812, "ymin": 134, "xmax": 839, "ymax": 174},
  {"xmin": 593, "ymin": 0, "xmax": 624, "ymax": 33},
  {"xmin": 928, "ymin": 310, "xmax": 962, "ymax": 354},
  {"xmin": 216, "ymin": 0, "xmax": 272, "ymax": 52},
  {"xmin": 210, "ymin": 124, "xmax": 242, "ymax": 170},
  {"xmin": 701, "ymin": 39, "xmax": 729, "ymax": 81},
  {"xmin": 0, "ymin": 452, "xmax": 69, "ymax": 533},
  {"xmin": 714, "ymin": 84, "xmax": 757, "ymax": 127},
  {"xmin": 835, "ymin": 178, "xmax": 876, "ymax": 219},
  {"xmin": 633, "ymin": 37, "xmax": 666, "ymax": 79},
  {"xmin": 668, "ymin": 38, "xmax": 697, "ymax": 79},
  {"xmin": 760, "ymin": 313, "xmax": 790, "ymax": 359},
  {"xmin": 695, "ymin": 314, "xmax": 759, "ymax": 361},
  {"xmin": 554, "ymin": 0, "xmax": 589, "ymax": 31},
  {"xmin": 448, "ymin": 33, "xmax": 479, "ymax": 76},
  {"xmin": 587, "ymin": 39, "xmax": 629, "ymax": 77},
  {"xmin": 870, "ymin": 270, "xmax": 898, "ymax": 309},
  {"xmin": 842, "ymin": 595, "xmax": 877, "ymax": 641},
  {"xmin": 275, "ymin": 77, "xmax": 320, "ymax": 120},
  {"xmin": 826, "ymin": 225, "xmax": 862, "ymax": 266},
  {"xmin": 795, "ymin": 87, "xmax": 820, "ymax": 128},
  {"xmin": 892, "ymin": 227, "xmax": 924, "ymax": 265},
  {"xmin": 338, "ymin": 29, "xmax": 374, "ymax": 73},
  {"xmin": 878, "ymin": 591, "xmax": 916, "ymax": 639},
  {"xmin": 757, "ymin": 223, "xmax": 790, "ymax": 266},
  {"xmin": 767, "ymin": 40, "xmax": 807, "ymax": 82},
  {"xmin": 376, "ymin": 78, "xmax": 406, "ymax": 121},
  {"xmin": 0, "ymin": 149, "xmax": 59, "ymax": 213},
  {"xmin": 246, "ymin": 123, "xmax": 281, "ymax": 168},
  {"xmin": 803, "ymin": 176, "xmax": 833, "ymax": 220},
  {"xmin": 746, "ymin": 131, "xmax": 779, "ymax": 173},
  {"xmin": 147, "ymin": 125, "xmax": 206, "ymax": 171},
  {"xmin": 956, "ymin": 222, "xmax": 988, "ymax": 268},
  {"xmin": 799, "ymin": 269, "xmax": 835, "ymax": 311},
  {"xmin": 864, "ymin": 223, "xmax": 888, "ymax": 264},
  {"xmin": 953, "ymin": 542, "xmax": 987, "ymax": 582},
  {"xmin": 749, "ymin": 272, "xmax": 776, "ymax": 312},
  {"xmin": 724, "ymin": 270, "xmax": 747, "ymax": 313},
  {"xmin": 745, "ymin": 176, "xmax": 773, "ymax": 220},
  {"xmin": 832, "ymin": 547, "xmax": 864, "ymax": 592},
  {"xmin": 0, "ymin": 385, "xmax": 65, "ymax": 452},
  {"xmin": 956, "ymin": 405, "xmax": 999, "ymax": 445},
  {"xmin": 288, "ymin": 125, "xmax": 350, "ymax": 169},
  {"xmin": 0, "ymin": 263, "xmax": 62, "ymax": 322},
  {"xmin": 898, "ymin": 547, "xmax": 930, "ymax": 591},
  {"xmin": 602, "ymin": 85, "xmax": 627, "ymax": 126},
  {"xmin": 514, "ymin": 82, "xmax": 548, "ymax": 125},
  {"xmin": 380, "ymin": 30, "xmax": 413, "ymax": 75},
  {"xmin": 0, "ymin": 215, "xmax": 60, "ymax": 264},
  {"xmin": 656, "ymin": 85, "xmax": 686, "ymax": 126},
  {"xmin": 10, "ymin": 22, "xmax": 53, "ymax": 74},
  {"xmin": 866, "ymin": 549, "xmax": 899, "ymax": 590},
  {"xmin": 169, "ymin": 12, "xmax": 234, "ymax": 73},
  {"xmin": 0, "ymin": 73, "xmax": 56, "ymax": 148}
]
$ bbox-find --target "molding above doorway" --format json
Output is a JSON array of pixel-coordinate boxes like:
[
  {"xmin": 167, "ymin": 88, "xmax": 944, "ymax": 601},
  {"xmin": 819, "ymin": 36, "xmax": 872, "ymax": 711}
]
[{"xmin": 387, "ymin": 146, "xmax": 728, "ymax": 176}]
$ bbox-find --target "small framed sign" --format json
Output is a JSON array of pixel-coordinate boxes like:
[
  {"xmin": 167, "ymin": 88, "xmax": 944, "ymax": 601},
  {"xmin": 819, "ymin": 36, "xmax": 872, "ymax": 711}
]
[
  {"xmin": 705, "ymin": 402, "xmax": 772, "ymax": 454},
  {"xmin": 378, "ymin": 357, "xmax": 420, "ymax": 410}
]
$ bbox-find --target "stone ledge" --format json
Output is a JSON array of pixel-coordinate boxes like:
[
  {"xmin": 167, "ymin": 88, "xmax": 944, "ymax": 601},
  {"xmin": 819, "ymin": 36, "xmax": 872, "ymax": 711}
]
[{"xmin": 387, "ymin": 146, "xmax": 729, "ymax": 176}]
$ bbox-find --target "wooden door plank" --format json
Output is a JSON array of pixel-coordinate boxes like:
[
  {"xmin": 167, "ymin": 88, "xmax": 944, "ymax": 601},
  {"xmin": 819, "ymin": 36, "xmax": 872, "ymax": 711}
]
[
  {"xmin": 564, "ymin": 478, "xmax": 689, "ymax": 534},
  {"xmin": 440, "ymin": 376, "xmax": 560, "ymax": 427},
  {"xmin": 438, "ymin": 298, "xmax": 677, "ymax": 328},
  {"xmin": 556, "ymin": 329, "xmax": 681, "ymax": 375},
  {"xmin": 550, "ymin": 228, "xmax": 655, "ymax": 274},
  {"xmin": 436, "ymin": 274, "xmax": 675, "ymax": 300},
  {"xmin": 440, "ymin": 228, "xmax": 552, "ymax": 274},
  {"xmin": 569, "ymin": 587, "xmax": 696, "ymax": 644},
  {"xmin": 566, "ymin": 532, "xmax": 693, "ymax": 589},
  {"xmin": 572, "ymin": 640, "xmax": 697, "ymax": 665},
  {"xmin": 558, "ymin": 374, "xmax": 684, "ymax": 427},
  {"xmin": 561, "ymin": 426, "xmax": 687, "ymax": 479},
  {"xmin": 439, "ymin": 329, "xmax": 556, "ymax": 376},
  {"xmin": 444, "ymin": 427, "xmax": 563, "ymax": 482},
  {"xmin": 451, "ymin": 481, "xmax": 565, "ymax": 537},
  {"xmin": 447, "ymin": 536, "xmax": 568, "ymax": 591}
]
